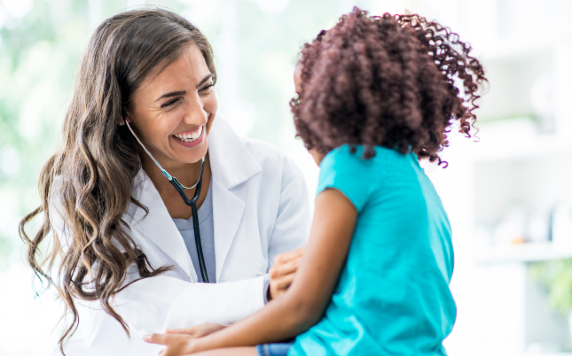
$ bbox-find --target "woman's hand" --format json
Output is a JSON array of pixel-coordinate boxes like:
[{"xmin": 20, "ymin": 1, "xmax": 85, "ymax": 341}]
[
  {"xmin": 144, "ymin": 333, "xmax": 196, "ymax": 356},
  {"xmin": 144, "ymin": 324, "xmax": 226, "ymax": 355},
  {"xmin": 166, "ymin": 323, "xmax": 226, "ymax": 338},
  {"xmin": 268, "ymin": 247, "xmax": 304, "ymax": 300}
]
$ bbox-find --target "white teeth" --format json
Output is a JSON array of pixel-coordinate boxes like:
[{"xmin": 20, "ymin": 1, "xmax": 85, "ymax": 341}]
[{"xmin": 174, "ymin": 126, "xmax": 203, "ymax": 142}]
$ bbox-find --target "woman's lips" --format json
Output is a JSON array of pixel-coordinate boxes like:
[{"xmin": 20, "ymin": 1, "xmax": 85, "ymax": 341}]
[
  {"xmin": 173, "ymin": 126, "xmax": 203, "ymax": 141},
  {"xmin": 171, "ymin": 126, "xmax": 205, "ymax": 148}
]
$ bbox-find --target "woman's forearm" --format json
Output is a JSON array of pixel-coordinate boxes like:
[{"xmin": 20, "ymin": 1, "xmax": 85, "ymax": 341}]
[{"xmin": 163, "ymin": 276, "xmax": 268, "ymax": 330}]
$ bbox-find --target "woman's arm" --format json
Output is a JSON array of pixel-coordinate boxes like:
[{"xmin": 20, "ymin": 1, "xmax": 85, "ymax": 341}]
[
  {"xmin": 145, "ymin": 188, "xmax": 357, "ymax": 354},
  {"xmin": 267, "ymin": 157, "xmax": 311, "ymax": 265},
  {"xmin": 115, "ymin": 168, "xmax": 310, "ymax": 335},
  {"xmin": 266, "ymin": 156, "xmax": 311, "ymax": 300},
  {"xmin": 116, "ymin": 273, "xmax": 269, "ymax": 335}
]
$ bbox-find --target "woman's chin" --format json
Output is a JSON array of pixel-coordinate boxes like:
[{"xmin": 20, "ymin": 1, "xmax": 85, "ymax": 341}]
[{"xmin": 171, "ymin": 138, "xmax": 209, "ymax": 165}]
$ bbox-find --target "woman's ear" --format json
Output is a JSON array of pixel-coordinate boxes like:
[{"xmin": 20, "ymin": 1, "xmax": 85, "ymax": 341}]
[{"xmin": 120, "ymin": 114, "xmax": 129, "ymax": 126}]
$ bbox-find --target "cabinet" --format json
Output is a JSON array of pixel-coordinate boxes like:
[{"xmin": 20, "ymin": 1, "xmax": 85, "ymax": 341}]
[
  {"xmin": 414, "ymin": 1, "xmax": 572, "ymax": 349},
  {"xmin": 428, "ymin": 40, "xmax": 572, "ymax": 355}
]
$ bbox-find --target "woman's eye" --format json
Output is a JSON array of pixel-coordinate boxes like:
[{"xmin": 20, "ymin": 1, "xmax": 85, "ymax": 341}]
[
  {"xmin": 200, "ymin": 83, "xmax": 214, "ymax": 92},
  {"xmin": 161, "ymin": 98, "xmax": 180, "ymax": 108}
]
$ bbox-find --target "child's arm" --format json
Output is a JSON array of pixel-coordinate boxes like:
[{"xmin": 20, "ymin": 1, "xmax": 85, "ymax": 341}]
[{"xmin": 145, "ymin": 188, "xmax": 357, "ymax": 354}]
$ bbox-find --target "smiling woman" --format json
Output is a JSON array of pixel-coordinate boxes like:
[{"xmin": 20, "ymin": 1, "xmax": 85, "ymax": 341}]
[
  {"xmin": 126, "ymin": 43, "xmax": 217, "ymax": 221},
  {"xmin": 18, "ymin": 8, "xmax": 310, "ymax": 356}
]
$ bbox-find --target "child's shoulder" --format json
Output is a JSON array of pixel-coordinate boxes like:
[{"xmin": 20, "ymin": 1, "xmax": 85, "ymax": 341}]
[
  {"xmin": 317, "ymin": 145, "xmax": 420, "ymax": 213},
  {"xmin": 323, "ymin": 144, "xmax": 414, "ymax": 171}
]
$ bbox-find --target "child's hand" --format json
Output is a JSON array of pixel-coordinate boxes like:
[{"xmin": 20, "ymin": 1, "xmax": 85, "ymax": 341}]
[
  {"xmin": 143, "ymin": 333, "xmax": 195, "ymax": 356},
  {"xmin": 166, "ymin": 323, "xmax": 226, "ymax": 338}
]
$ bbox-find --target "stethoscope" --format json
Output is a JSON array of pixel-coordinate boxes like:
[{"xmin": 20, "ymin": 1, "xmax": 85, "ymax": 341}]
[{"xmin": 125, "ymin": 121, "xmax": 210, "ymax": 283}]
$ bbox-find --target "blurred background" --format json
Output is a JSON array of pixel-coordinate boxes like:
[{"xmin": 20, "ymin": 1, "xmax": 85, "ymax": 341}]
[{"xmin": 1, "ymin": 0, "xmax": 572, "ymax": 355}]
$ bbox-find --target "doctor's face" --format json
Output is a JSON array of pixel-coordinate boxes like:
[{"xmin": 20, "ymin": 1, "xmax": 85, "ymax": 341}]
[{"xmin": 127, "ymin": 43, "xmax": 217, "ymax": 168}]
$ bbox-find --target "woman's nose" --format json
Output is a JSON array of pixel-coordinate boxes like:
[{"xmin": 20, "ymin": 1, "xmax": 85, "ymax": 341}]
[{"xmin": 183, "ymin": 95, "xmax": 209, "ymax": 125}]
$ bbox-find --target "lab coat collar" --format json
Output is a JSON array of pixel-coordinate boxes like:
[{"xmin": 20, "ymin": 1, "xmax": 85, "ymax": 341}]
[
  {"xmin": 125, "ymin": 117, "xmax": 261, "ymax": 281},
  {"xmin": 127, "ymin": 172, "xmax": 196, "ymax": 280},
  {"xmin": 208, "ymin": 117, "xmax": 262, "ymax": 189},
  {"xmin": 208, "ymin": 116, "xmax": 262, "ymax": 280}
]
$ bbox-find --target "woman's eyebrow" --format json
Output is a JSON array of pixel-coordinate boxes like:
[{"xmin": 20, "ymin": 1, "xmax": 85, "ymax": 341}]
[
  {"xmin": 154, "ymin": 74, "xmax": 214, "ymax": 102},
  {"xmin": 155, "ymin": 91, "xmax": 186, "ymax": 102},
  {"xmin": 196, "ymin": 73, "xmax": 214, "ymax": 88}
]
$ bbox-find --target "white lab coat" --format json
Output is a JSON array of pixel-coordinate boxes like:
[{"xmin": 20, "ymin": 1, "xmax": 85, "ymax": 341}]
[{"xmin": 52, "ymin": 117, "xmax": 310, "ymax": 355}]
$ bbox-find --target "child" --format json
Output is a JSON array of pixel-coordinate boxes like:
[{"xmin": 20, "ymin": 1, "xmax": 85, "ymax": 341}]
[{"xmin": 145, "ymin": 7, "xmax": 486, "ymax": 356}]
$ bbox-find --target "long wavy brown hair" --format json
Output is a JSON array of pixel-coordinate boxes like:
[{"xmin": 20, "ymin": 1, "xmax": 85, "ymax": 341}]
[
  {"xmin": 291, "ymin": 8, "xmax": 487, "ymax": 163},
  {"xmin": 18, "ymin": 8, "xmax": 216, "ymax": 352}
]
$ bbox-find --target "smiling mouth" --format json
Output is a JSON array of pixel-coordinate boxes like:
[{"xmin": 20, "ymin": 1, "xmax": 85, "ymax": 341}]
[{"xmin": 172, "ymin": 126, "xmax": 203, "ymax": 143}]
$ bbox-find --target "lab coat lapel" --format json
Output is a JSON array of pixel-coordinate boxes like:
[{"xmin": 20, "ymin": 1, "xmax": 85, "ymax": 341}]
[
  {"xmin": 209, "ymin": 117, "xmax": 261, "ymax": 281},
  {"xmin": 127, "ymin": 170, "xmax": 196, "ymax": 281},
  {"xmin": 211, "ymin": 178, "xmax": 245, "ymax": 281}
]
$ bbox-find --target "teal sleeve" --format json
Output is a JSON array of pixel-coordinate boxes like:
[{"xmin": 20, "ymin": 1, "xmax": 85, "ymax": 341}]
[{"xmin": 316, "ymin": 145, "xmax": 372, "ymax": 213}]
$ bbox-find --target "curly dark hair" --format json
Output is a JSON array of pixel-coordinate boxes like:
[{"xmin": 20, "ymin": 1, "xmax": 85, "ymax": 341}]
[{"xmin": 291, "ymin": 7, "xmax": 487, "ymax": 164}]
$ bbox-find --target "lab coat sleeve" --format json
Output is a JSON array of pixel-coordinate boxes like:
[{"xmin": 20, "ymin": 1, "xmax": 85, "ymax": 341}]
[
  {"xmin": 48, "ymin": 195, "xmax": 268, "ymax": 338},
  {"xmin": 110, "ymin": 228, "xmax": 267, "ymax": 335},
  {"xmin": 51, "ymin": 230, "xmax": 268, "ymax": 338},
  {"xmin": 267, "ymin": 156, "xmax": 311, "ymax": 269},
  {"xmin": 114, "ymin": 270, "xmax": 267, "ymax": 335}
]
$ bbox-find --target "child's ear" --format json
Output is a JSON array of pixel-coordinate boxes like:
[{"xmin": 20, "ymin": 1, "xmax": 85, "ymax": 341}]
[
  {"xmin": 309, "ymin": 148, "xmax": 325, "ymax": 166},
  {"xmin": 294, "ymin": 62, "xmax": 303, "ymax": 94}
]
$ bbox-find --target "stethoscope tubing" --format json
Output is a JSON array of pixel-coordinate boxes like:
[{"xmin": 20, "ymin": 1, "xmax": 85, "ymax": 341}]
[
  {"xmin": 125, "ymin": 120, "xmax": 210, "ymax": 283},
  {"xmin": 169, "ymin": 161, "xmax": 209, "ymax": 283}
]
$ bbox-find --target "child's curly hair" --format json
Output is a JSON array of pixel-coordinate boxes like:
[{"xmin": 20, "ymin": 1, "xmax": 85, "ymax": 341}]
[{"xmin": 291, "ymin": 7, "xmax": 487, "ymax": 164}]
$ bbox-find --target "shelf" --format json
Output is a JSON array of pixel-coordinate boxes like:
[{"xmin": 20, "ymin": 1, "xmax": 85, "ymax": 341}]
[
  {"xmin": 481, "ymin": 38, "xmax": 553, "ymax": 62},
  {"xmin": 471, "ymin": 135, "xmax": 572, "ymax": 162},
  {"xmin": 455, "ymin": 120, "xmax": 572, "ymax": 163},
  {"xmin": 475, "ymin": 242, "xmax": 572, "ymax": 264},
  {"xmin": 480, "ymin": 32, "xmax": 572, "ymax": 62}
]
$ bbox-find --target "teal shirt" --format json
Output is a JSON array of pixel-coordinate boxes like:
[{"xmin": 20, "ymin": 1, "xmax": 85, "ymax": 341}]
[{"xmin": 289, "ymin": 145, "xmax": 456, "ymax": 356}]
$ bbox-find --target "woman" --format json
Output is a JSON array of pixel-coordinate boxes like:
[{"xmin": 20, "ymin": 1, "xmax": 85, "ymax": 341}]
[{"xmin": 19, "ymin": 8, "xmax": 309, "ymax": 356}]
